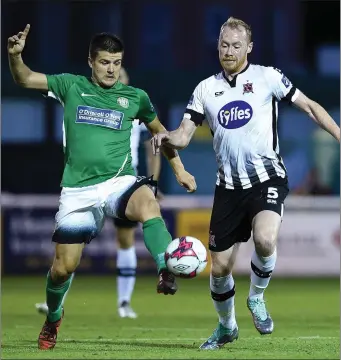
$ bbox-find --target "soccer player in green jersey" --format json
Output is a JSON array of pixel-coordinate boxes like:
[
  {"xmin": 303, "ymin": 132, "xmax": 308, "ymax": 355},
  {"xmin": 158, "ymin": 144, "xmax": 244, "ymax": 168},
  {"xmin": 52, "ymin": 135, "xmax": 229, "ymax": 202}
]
[
  {"xmin": 34, "ymin": 67, "xmax": 162, "ymax": 319},
  {"xmin": 8, "ymin": 24, "xmax": 197, "ymax": 350}
]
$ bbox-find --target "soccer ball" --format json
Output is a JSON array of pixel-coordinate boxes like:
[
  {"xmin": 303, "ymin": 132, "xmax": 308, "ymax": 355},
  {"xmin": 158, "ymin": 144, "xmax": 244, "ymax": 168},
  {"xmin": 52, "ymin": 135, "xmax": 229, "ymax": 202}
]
[{"xmin": 165, "ymin": 236, "xmax": 208, "ymax": 278}]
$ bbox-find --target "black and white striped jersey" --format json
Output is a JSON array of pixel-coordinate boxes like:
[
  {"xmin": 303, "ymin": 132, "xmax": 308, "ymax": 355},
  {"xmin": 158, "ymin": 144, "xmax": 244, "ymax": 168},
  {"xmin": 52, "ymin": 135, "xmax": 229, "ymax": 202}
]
[{"xmin": 184, "ymin": 63, "xmax": 299, "ymax": 189}]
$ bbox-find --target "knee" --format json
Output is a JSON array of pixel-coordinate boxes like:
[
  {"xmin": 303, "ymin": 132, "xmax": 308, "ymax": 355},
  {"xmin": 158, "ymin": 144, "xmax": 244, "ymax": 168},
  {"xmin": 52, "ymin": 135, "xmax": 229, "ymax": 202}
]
[
  {"xmin": 52, "ymin": 254, "xmax": 80, "ymax": 280},
  {"xmin": 117, "ymin": 229, "xmax": 135, "ymax": 249},
  {"xmin": 139, "ymin": 198, "xmax": 161, "ymax": 222},
  {"xmin": 126, "ymin": 186, "xmax": 161, "ymax": 222},
  {"xmin": 253, "ymin": 229, "xmax": 277, "ymax": 256},
  {"xmin": 210, "ymin": 252, "xmax": 233, "ymax": 277}
]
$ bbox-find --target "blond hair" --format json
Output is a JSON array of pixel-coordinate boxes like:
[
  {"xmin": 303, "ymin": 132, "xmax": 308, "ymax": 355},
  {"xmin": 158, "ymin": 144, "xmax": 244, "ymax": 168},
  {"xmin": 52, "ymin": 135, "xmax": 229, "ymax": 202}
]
[{"xmin": 220, "ymin": 17, "xmax": 252, "ymax": 43}]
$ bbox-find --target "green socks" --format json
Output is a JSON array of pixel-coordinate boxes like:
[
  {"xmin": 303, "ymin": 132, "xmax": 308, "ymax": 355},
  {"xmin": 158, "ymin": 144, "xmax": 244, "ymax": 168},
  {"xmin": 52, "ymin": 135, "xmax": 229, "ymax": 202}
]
[
  {"xmin": 46, "ymin": 271, "xmax": 74, "ymax": 322},
  {"xmin": 142, "ymin": 217, "xmax": 172, "ymax": 273}
]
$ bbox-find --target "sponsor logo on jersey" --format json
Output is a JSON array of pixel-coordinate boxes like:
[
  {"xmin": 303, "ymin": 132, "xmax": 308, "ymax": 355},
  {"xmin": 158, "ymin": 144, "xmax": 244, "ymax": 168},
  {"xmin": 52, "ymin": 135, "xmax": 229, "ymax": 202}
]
[
  {"xmin": 117, "ymin": 97, "xmax": 129, "ymax": 108},
  {"xmin": 281, "ymin": 74, "xmax": 291, "ymax": 88},
  {"xmin": 76, "ymin": 105, "xmax": 124, "ymax": 130},
  {"xmin": 218, "ymin": 101, "xmax": 253, "ymax": 129},
  {"xmin": 215, "ymin": 91, "xmax": 224, "ymax": 97}
]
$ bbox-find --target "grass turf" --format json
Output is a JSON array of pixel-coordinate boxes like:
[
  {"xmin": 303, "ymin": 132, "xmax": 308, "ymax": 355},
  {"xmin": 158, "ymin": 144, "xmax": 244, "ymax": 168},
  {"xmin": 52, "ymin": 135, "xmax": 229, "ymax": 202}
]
[{"xmin": 1, "ymin": 275, "xmax": 339, "ymax": 359}]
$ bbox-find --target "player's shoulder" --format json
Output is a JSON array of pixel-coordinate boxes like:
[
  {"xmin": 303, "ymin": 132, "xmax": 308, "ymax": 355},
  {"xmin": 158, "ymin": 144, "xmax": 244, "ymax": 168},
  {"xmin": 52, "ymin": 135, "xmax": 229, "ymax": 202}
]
[
  {"xmin": 48, "ymin": 73, "xmax": 83, "ymax": 84},
  {"xmin": 58, "ymin": 73, "xmax": 84, "ymax": 81},
  {"xmin": 247, "ymin": 64, "xmax": 289, "ymax": 90},
  {"xmin": 194, "ymin": 73, "xmax": 224, "ymax": 93},
  {"xmin": 250, "ymin": 64, "xmax": 284, "ymax": 79},
  {"xmin": 60, "ymin": 74, "xmax": 93, "ymax": 89},
  {"xmin": 122, "ymin": 84, "xmax": 148, "ymax": 97},
  {"xmin": 201, "ymin": 73, "xmax": 223, "ymax": 86}
]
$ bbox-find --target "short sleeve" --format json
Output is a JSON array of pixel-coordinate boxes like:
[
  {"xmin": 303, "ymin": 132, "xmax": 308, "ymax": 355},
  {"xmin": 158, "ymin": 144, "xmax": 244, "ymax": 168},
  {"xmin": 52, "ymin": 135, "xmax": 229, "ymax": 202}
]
[
  {"xmin": 136, "ymin": 89, "xmax": 157, "ymax": 124},
  {"xmin": 46, "ymin": 73, "xmax": 79, "ymax": 104},
  {"xmin": 184, "ymin": 81, "xmax": 205, "ymax": 125},
  {"xmin": 265, "ymin": 67, "xmax": 300, "ymax": 103}
]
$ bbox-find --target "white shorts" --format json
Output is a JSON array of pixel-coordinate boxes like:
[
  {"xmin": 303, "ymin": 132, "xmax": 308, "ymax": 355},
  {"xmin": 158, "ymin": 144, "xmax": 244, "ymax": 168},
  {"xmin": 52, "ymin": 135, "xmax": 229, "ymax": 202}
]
[{"xmin": 53, "ymin": 175, "xmax": 137, "ymax": 244}]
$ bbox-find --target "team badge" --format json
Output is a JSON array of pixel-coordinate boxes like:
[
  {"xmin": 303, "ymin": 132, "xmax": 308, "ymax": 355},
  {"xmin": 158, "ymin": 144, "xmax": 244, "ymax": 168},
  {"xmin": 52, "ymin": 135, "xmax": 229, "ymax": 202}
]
[
  {"xmin": 243, "ymin": 81, "xmax": 254, "ymax": 94},
  {"xmin": 117, "ymin": 97, "xmax": 129, "ymax": 108}
]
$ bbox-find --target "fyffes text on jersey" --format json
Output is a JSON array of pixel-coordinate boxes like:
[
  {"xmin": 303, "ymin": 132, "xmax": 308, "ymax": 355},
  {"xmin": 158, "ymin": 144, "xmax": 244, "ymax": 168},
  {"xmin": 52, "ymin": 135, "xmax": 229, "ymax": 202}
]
[{"xmin": 218, "ymin": 100, "xmax": 253, "ymax": 129}]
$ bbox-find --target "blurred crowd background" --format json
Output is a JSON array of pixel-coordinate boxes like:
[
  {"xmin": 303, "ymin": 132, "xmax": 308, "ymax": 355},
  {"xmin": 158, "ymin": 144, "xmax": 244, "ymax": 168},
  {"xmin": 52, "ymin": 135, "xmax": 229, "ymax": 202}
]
[{"xmin": 2, "ymin": 0, "xmax": 340, "ymax": 196}]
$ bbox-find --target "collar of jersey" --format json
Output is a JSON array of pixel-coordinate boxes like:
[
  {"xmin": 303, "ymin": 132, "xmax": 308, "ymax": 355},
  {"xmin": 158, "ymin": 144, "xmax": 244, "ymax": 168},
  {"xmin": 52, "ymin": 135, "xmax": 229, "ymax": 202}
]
[
  {"xmin": 86, "ymin": 77, "xmax": 122, "ymax": 94},
  {"xmin": 222, "ymin": 62, "xmax": 250, "ymax": 88}
]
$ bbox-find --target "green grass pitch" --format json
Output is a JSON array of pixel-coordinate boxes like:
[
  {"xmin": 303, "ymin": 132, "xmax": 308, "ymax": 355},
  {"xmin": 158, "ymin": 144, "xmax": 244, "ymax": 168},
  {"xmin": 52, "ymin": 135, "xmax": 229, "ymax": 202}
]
[{"xmin": 1, "ymin": 275, "xmax": 339, "ymax": 359}]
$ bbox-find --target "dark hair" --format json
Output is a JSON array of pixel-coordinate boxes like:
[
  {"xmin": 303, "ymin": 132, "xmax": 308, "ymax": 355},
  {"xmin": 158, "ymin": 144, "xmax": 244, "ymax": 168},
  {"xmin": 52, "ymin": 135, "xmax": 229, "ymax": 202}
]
[{"xmin": 89, "ymin": 33, "xmax": 124, "ymax": 59}]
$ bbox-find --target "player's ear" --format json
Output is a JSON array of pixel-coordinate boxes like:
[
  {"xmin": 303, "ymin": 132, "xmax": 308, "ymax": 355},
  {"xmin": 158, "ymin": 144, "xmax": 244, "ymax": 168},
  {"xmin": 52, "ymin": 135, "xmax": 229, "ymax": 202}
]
[
  {"xmin": 88, "ymin": 56, "xmax": 93, "ymax": 69},
  {"xmin": 247, "ymin": 42, "xmax": 253, "ymax": 54}
]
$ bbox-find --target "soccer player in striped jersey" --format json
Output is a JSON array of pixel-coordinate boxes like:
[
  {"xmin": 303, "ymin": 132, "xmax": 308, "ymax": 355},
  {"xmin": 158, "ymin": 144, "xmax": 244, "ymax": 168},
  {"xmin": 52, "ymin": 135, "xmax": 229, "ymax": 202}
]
[
  {"xmin": 151, "ymin": 17, "xmax": 340, "ymax": 350},
  {"xmin": 35, "ymin": 67, "xmax": 161, "ymax": 319}
]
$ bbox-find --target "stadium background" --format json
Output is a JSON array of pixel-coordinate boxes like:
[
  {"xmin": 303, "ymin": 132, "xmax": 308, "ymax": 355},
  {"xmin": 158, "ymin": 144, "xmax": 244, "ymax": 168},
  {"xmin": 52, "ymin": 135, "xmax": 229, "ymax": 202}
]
[{"xmin": 2, "ymin": 0, "xmax": 339, "ymax": 277}]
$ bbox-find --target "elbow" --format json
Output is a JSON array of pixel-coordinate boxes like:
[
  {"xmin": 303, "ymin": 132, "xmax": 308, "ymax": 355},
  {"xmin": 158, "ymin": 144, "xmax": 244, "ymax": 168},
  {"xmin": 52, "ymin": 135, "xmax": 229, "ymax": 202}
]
[
  {"xmin": 177, "ymin": 138, "xmax": 190, "ymax": 150},
  {"xmin": 171, "ymin": 133, "xmax": 189, "ymax": 150},
  {"xmin": 12, "ymin": 76, "xmax": 29, "ymax": 88},
  {"xmin": 17, "ymin": 80, "xmax": 30, "ymax": 88},
  {"xmin": 13, "ymin": 71, "xmax": 34, "ymax": 88},
  {"xmin": 174, "ymin": 130, "xmax": 190, "ymax": 150}
]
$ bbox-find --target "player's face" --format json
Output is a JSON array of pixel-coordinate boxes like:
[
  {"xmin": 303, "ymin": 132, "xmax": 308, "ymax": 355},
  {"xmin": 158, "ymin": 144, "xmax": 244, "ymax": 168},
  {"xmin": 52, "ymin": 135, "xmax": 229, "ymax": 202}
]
[
  {"xmin": 218, "ymin": 27, "xmax": 253, "ymax": 75},
  {"xmin": 88, "ymin": 51, "xmax": 123, "ymax": 88}
]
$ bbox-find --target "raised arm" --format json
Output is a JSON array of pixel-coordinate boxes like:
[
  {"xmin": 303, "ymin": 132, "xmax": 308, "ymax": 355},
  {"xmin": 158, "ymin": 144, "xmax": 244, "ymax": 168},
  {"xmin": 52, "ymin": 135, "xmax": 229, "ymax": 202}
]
[{"xmin": 8, "ymin": 24, "xmax": 48, "ymax": 90}]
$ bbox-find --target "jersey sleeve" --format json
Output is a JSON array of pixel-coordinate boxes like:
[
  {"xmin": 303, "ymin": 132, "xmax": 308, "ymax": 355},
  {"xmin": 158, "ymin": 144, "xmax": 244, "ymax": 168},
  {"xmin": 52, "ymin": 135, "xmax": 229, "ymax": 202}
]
[
  {"xmin": 136, "ymin": 89, "xmax": 157, "ymax": 124},
  {"xmin": 184, "ymin": 81, "xmax": 205, "ymax": 126},
  {"xmin": 265, "ymin": 67, "xmax": 300, "ymax": 103},
  {"xmin": 46, "ymin": 73, "xmax": 79, "ymax": 103}
]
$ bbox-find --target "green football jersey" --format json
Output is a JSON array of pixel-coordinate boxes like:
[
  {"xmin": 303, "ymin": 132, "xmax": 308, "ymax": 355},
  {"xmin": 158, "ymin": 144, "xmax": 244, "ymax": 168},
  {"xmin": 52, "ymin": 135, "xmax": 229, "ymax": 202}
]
[{"xmin": 46, "ymin": 74, "xmax": 156, "ymax": 188}]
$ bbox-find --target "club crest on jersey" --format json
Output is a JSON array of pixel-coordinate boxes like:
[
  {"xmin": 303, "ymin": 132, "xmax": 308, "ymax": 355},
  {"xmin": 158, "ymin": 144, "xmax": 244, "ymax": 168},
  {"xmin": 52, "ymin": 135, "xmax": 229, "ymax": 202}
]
[
  {"xmin": 218, "ymin": 100, "xmax": 253, "ymax": 129},
  {"xmin": 243, "ymin": 81, "xmax": 254, "ymax": 94},
  {"xmin": 117, "ymin": 97, "xmax": 129, "ymax": 108}
]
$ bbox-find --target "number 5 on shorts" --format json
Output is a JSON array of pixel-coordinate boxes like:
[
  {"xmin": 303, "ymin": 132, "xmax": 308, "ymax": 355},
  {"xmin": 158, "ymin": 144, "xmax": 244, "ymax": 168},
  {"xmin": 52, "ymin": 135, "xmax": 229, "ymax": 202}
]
[
  {"xmin": 267, "ymin": 187, "xmax": 284, "ymax": 218},
  {"xmin": 267, "ymin": 187, "xmax": 278, "ymax": 199}
]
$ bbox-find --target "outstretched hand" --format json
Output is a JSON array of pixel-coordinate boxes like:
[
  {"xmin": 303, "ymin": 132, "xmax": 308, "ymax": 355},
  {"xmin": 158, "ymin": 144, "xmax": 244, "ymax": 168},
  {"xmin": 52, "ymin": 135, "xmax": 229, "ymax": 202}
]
[{"xmin": 8, "ymin": 24, "xmax": 30, "ymax": 56}]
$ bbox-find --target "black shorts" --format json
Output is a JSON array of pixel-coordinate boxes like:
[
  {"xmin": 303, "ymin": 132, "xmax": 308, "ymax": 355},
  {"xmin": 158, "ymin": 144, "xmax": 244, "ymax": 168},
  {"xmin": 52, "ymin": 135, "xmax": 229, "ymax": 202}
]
[{"xmin": 209, "ymin": 177, "xmax": 289, "ymax": 252}]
